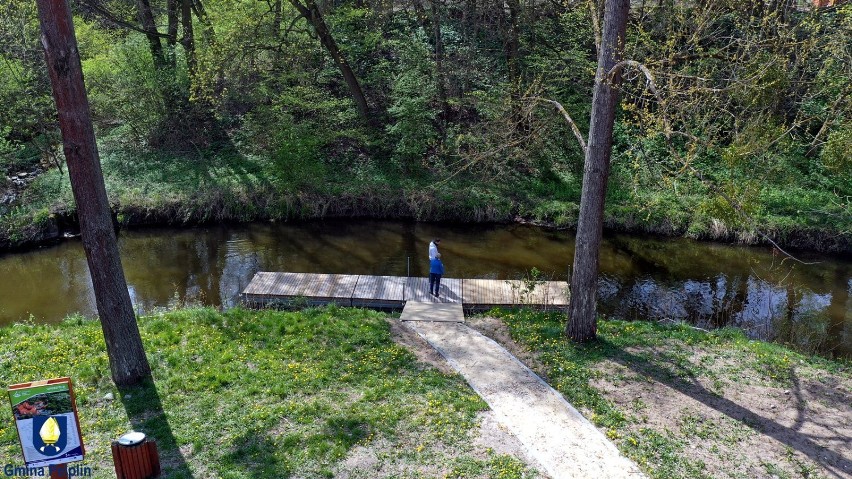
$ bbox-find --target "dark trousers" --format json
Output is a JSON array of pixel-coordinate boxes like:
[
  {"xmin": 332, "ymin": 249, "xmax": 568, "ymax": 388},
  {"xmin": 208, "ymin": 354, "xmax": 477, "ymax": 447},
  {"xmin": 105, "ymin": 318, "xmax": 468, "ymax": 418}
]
[{"xmin": 429, "ymin": 273, "xmax": 442, "ymax": 295}]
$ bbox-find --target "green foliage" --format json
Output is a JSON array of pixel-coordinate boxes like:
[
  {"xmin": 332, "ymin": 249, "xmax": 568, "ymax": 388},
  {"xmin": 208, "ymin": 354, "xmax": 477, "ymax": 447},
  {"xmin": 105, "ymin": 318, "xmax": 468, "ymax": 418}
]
[
  {"xmin": 386, "ymin": 31, "xmax": 439, "ymax": 165},
  {"xmin": 821, "ymin": 122, "xmax": 852, "ymax": 174},
  {"xmin": 0, "ymin": 0, "xmax": 849, "ymax": 250},
  {"xmin": 83, "ymin": 33, "xmax": 187, "ymax": 143},
  {"xmin": 0, "ymin": 126, "xmax": 23, "ymax": 173},
  {"xmin": 271, "ymin": 125, "xmax": 326, "ymax": 189}
]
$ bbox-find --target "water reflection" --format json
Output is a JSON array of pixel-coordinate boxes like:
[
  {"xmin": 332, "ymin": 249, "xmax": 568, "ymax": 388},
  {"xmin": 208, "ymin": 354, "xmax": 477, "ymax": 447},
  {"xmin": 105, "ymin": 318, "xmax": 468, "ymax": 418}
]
[{"xmin": 0, "ymin": 220, "xmax": 848, "ymax": 358}]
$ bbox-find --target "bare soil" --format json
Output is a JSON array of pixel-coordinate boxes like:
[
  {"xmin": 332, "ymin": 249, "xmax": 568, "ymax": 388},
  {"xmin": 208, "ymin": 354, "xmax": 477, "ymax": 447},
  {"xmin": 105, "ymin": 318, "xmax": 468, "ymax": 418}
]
[
  {"xmin": 468, "ymin": 317, "xmax": 852, "ymax": 479},
  {"xmin": 591, "ymin": 346, "xmax": 852, "ymax": 479}
]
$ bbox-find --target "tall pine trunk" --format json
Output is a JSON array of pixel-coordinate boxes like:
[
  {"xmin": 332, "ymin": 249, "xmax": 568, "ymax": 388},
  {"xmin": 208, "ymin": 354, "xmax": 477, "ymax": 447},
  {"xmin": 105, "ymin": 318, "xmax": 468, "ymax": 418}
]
[
  {"xmin": 566, "ymin": 0, "xmax": 630, "ymax": 342},
  {"xmin": 36, "ymin": 0, "xmax": 151, "ymax": 385}
]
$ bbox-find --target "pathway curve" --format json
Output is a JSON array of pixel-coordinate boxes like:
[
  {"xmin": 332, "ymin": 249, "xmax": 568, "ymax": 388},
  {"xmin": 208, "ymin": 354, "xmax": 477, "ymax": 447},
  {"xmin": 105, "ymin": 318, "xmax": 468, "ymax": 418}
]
[{"xmin": 401, "ymin": 302, "xmax": 646, "ymax": 479}]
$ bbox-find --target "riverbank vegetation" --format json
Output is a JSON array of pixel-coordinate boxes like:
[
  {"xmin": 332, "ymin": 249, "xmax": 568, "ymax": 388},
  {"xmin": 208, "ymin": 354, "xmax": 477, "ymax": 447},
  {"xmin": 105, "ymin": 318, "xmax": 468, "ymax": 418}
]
[
  {"xmin": 481, "ymin": 309, "xmax": 851, "ymax": 479},
  {"xmin": 1, "ymin": 2, "xmax": 850, "ymax": 252}
]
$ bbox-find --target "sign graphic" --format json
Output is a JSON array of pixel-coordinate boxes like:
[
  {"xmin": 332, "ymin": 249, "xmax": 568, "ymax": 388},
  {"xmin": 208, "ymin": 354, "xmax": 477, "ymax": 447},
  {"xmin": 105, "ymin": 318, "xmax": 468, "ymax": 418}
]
[
  {"xmin": 7, "ymin": 378, "xmax": 85, "ymax": 468},
  {"xmin": 33, "ymin": 416, "xmax": 67, "ymax": 455}
]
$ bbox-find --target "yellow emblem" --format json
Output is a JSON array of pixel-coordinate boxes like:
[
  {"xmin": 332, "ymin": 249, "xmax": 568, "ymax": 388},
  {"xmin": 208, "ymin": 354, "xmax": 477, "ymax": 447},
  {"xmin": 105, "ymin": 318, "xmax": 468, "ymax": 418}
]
[{"xmin": 39, "ymin": 417, "xmax": 61, "ymax": 452}]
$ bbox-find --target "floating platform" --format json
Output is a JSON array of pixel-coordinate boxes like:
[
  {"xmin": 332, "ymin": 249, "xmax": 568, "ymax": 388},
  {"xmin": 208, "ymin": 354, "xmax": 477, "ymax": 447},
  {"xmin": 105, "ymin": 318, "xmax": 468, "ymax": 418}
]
[{"xmin": 240, "ymin": 272, "xmax": 568, "ymax": 310}]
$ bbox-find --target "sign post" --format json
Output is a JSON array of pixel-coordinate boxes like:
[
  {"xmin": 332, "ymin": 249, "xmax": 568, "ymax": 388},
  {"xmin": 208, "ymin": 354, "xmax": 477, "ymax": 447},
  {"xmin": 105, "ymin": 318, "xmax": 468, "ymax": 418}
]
[{"xmin": 8, "ymin": 378, "xmax": 85, "ymax": 477}]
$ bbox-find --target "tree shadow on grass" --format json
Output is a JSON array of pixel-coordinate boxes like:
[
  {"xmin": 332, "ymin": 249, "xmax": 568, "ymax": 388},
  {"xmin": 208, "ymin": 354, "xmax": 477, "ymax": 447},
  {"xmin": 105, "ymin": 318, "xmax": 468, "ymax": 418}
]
[
  {"xmin": 220, "ymin": 415, "xmax": 370, "ymax": 478},
  {"xmin": 222, "ymin": 429, "xmax": 291, "ymax": 478},
  {"xmin": 598, "ymin": 340, "xmax": 852, "ymax": 479},
  {"xmin": 118, "ymin": 381, "xmax": 195, "ymax": 479}
]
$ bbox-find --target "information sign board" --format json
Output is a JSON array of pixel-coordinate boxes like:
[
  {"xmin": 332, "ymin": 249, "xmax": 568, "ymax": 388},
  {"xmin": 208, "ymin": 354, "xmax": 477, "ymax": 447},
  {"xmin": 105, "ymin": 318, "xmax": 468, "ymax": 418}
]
[{"xmin": 7, "ymin": 378, "xmax": 85, "ymax": 468}]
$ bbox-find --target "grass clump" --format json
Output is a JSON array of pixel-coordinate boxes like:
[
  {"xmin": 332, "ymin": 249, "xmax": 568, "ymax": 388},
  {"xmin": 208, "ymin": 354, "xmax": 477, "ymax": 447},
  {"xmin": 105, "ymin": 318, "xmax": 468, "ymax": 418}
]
[{"xmin": 0, "ymin": 306, "xmax": 537, "ymax": 478}]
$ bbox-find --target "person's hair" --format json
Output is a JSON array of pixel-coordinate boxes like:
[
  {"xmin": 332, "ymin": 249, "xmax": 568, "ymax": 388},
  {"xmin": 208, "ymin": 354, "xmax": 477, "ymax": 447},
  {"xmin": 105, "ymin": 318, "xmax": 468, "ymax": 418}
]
[{"xmin": 434, "ymin": 238, "xmax": 441, "ymax": 243}]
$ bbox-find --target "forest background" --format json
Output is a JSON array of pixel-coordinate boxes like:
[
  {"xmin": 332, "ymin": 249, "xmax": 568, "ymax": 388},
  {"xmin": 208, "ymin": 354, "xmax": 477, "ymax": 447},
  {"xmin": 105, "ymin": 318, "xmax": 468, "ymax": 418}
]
[{"xmin": 1, "ymin": 0, "xmax": 850, "ymax": 253}]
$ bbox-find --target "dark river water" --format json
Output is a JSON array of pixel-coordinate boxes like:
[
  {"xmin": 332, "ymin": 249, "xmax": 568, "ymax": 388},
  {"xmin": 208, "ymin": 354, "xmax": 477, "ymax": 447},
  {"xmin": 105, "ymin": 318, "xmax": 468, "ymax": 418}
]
[{"xmin": 0, "ymin": 220, "xmax": 849, "ymax": 358}]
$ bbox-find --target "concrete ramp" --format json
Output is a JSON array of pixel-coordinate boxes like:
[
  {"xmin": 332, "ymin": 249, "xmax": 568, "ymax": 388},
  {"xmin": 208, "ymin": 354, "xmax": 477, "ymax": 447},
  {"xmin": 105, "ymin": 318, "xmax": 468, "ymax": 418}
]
[
  {"xmin": 400, "ymin": 302, "xmax": 464, "ymax": 322},
  {"xmin": 406, "ymin": 319, "xmax": 646, "ymax": 479}
]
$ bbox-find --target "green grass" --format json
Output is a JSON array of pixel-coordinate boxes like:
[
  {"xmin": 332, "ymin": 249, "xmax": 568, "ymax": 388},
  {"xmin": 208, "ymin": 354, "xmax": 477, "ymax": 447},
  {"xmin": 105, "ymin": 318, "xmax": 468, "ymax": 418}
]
[
  {"xmin": 489, "ymin": 309, "xmax": 849, "ymax": 479},
  {"xmin": 0, "ymin": 307, "xmax": 537, "ymax": 478},
  {"xmin": 2, "ymin": 129, "xmax": 848, "ymax": 253}
]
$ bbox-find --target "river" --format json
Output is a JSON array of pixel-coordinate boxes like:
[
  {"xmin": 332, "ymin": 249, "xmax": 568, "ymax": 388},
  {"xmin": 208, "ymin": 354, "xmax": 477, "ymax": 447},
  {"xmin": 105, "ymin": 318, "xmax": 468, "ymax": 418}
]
[{"xmin": 0, "ymin": 220, "xmax": 849, "ymax": 358}]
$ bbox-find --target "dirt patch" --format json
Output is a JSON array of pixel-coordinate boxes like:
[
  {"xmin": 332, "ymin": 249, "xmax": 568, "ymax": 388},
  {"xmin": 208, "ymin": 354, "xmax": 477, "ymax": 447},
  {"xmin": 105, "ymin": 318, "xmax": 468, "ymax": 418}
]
[
  {"xmin": 474, "ymin": 316, "xmax": 852, "ymax": 479},
  {"xmin": 592, "ymin": 348, "xmax": 852, "ymax": 479},
  {"xmin": 466, "ymin": 316, "xmax": 548, "ymax": 380},
  {"xmin": 335, "ymin": 411, "xmax": 547, "ymax": 479},
  {"xmin": 386, "ymin": 318, "xmax": 454, "ymax": 374}
]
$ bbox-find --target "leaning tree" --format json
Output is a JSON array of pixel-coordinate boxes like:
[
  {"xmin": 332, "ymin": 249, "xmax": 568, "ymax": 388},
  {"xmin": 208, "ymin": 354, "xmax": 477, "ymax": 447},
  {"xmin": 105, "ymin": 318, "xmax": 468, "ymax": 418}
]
[{"xmin": 36, "ymin": 0, "xmax": 151, "ymax": 385}]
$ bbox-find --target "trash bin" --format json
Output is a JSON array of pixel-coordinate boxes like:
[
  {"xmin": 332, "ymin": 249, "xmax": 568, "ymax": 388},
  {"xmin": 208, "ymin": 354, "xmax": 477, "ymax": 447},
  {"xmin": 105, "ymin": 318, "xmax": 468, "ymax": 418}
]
[{"xmin": 111, "ymin": 431, "xmax": 160, "ymax": 479}]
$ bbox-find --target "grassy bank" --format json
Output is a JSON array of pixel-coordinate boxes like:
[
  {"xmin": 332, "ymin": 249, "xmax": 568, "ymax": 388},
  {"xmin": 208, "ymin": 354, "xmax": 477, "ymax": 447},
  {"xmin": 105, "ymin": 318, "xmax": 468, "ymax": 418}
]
[
  {"xmin": 481, "ymin": 310, "xmax": 851, "ymax": 479},
  {"xmin": 1, "ymin": 306, "xmax": 848, "ymax": 478},
  {"xmin": 1, "ymin": 141, "xmax": 848, "ymax": 253},
  {"xmin": 0, "ymin": 307, "xmax": 537, "ymax": 479}
]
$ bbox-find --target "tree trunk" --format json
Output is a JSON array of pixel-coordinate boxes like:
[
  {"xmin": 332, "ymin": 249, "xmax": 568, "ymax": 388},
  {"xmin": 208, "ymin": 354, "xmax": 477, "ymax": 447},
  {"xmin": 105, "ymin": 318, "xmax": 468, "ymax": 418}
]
[
  {"xmin": 431, "ymin": 0, "xmax": 448, "ymax": 133},
  {"xmin": 136, "ymin": 0, "xmax": 166, "ymax": 70},
  {"xmin": 36, "ymin": 0, "xmax": 151, "ymax": 386},
  {"xmin": 167, "ymin": 0, "xmax": 179, "ymax": 63},
  {"xmin": 289, "ymin": 0, "xmax": 372, "ymax": 123},
  {"xmin": 181, "ymin": 0, "xmax": 197, "ymax": 78},
  {"xmin": 566, "ymin": 0, "xmax": 630, "ymax": 342},
  {"xmin": 505, "ymin": 0, "xmax": 521, "ymax": 86}
]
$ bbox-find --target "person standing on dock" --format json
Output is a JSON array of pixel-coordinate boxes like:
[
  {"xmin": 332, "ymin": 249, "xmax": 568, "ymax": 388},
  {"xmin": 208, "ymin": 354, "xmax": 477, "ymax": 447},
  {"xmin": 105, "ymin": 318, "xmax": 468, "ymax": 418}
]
[
  {"xmin": 429, "ymin": 253, "xmax": 444, "ymax": 297},
  {"xmin": 429, "ymin": 238, "xmax": 441, "ymax": 260}
]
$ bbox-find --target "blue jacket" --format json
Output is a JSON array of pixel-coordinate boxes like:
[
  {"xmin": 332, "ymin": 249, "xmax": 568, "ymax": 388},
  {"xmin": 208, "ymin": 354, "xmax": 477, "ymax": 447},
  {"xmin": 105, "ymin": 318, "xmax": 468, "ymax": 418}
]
[{"xmin": 429, "ymin": 258, "xmax": 444, "ymax": 275}]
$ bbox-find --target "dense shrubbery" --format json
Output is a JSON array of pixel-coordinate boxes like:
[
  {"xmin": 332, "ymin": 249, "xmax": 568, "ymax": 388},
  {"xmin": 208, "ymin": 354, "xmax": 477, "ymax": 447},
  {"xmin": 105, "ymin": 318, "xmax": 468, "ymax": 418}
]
[{"xmin": 0, "ymin": 1, "xmax": 849, "ymax": 250}]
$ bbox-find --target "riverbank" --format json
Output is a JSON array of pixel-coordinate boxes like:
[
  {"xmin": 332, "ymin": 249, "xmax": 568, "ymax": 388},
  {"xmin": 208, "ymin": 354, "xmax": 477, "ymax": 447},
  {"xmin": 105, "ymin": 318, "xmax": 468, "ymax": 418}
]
[
  {"xmin": 478, "ymin": 309, "xmax": 851, "ymax": 479},
  {"xmin": 1, "ymin": 145, "xmax": 849, "ymax": 254},
  {"xmin": 1, "ymin": 307, "xmax": 847, "ymax": 478}
]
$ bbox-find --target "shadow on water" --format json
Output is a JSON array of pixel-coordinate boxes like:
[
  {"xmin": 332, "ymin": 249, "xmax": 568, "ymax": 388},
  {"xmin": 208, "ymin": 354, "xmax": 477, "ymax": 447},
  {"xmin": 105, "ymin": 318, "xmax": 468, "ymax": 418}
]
[
  {"xmin": 596, "ymin": 340, "xmax": 852, "ymax": 478},
  {"xmin": 118, "ymin": 381, "xmax": 195, "ymax": 479}
]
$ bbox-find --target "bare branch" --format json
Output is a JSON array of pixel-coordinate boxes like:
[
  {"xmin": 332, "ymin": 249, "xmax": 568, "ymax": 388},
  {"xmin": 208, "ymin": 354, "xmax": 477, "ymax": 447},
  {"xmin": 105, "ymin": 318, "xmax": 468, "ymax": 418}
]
[
  {"xmin": 524, "ymin": 96, "xmax": 587, "ymax": 154},
  {"xmin": 614, "ymin": 60, "xmax": 819, "ymax": 265},
  {"xmin": 74, "ymin": 0, "xmax": 171, "ymax": 39},
  {"xmin": 607, "ymin": 60, "xmax": 662, "ymax": 104}
]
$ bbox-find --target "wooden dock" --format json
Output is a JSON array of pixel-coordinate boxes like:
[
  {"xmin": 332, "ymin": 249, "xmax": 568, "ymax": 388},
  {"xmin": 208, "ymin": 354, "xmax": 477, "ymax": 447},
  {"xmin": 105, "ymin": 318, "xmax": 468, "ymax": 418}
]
[{"xmin": 241, "ymin": 272, "xmax": 568, "ymax": 310}]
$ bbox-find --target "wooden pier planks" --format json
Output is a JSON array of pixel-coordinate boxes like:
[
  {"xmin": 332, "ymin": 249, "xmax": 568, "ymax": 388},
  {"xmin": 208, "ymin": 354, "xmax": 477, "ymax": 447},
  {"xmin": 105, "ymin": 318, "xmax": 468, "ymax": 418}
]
[
  {"xmin": 463, "ymin": 278, "xmax": 517, "ymax": 308},
  {"xmin": 526, "ymin": 281, "xmax": 569, "ymax": 306},
  {"xmin": 351, "ymin": 275, "xmax": 406, "ymax": 308},
  {"xmin": 406, "ymin": 277, "xmax": 462, "ymax": 303},
  {"xmin": 241, "ymin": 272, "xmax": 567, "ymax": 309},
  {"xmin": 242, "ymin": 272, "xmax": 358, "ymax": 306},
  {"xmin": 301, "ymin": 273, "xmax": 360, "ymax": 306}
]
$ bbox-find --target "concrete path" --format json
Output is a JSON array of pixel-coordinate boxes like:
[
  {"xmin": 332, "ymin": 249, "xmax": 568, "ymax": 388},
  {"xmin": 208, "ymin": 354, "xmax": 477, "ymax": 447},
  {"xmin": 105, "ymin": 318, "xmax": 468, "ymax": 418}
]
[{"xmin": 401, "ymin": 302, "xmax": 645, "ymax": 479}]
